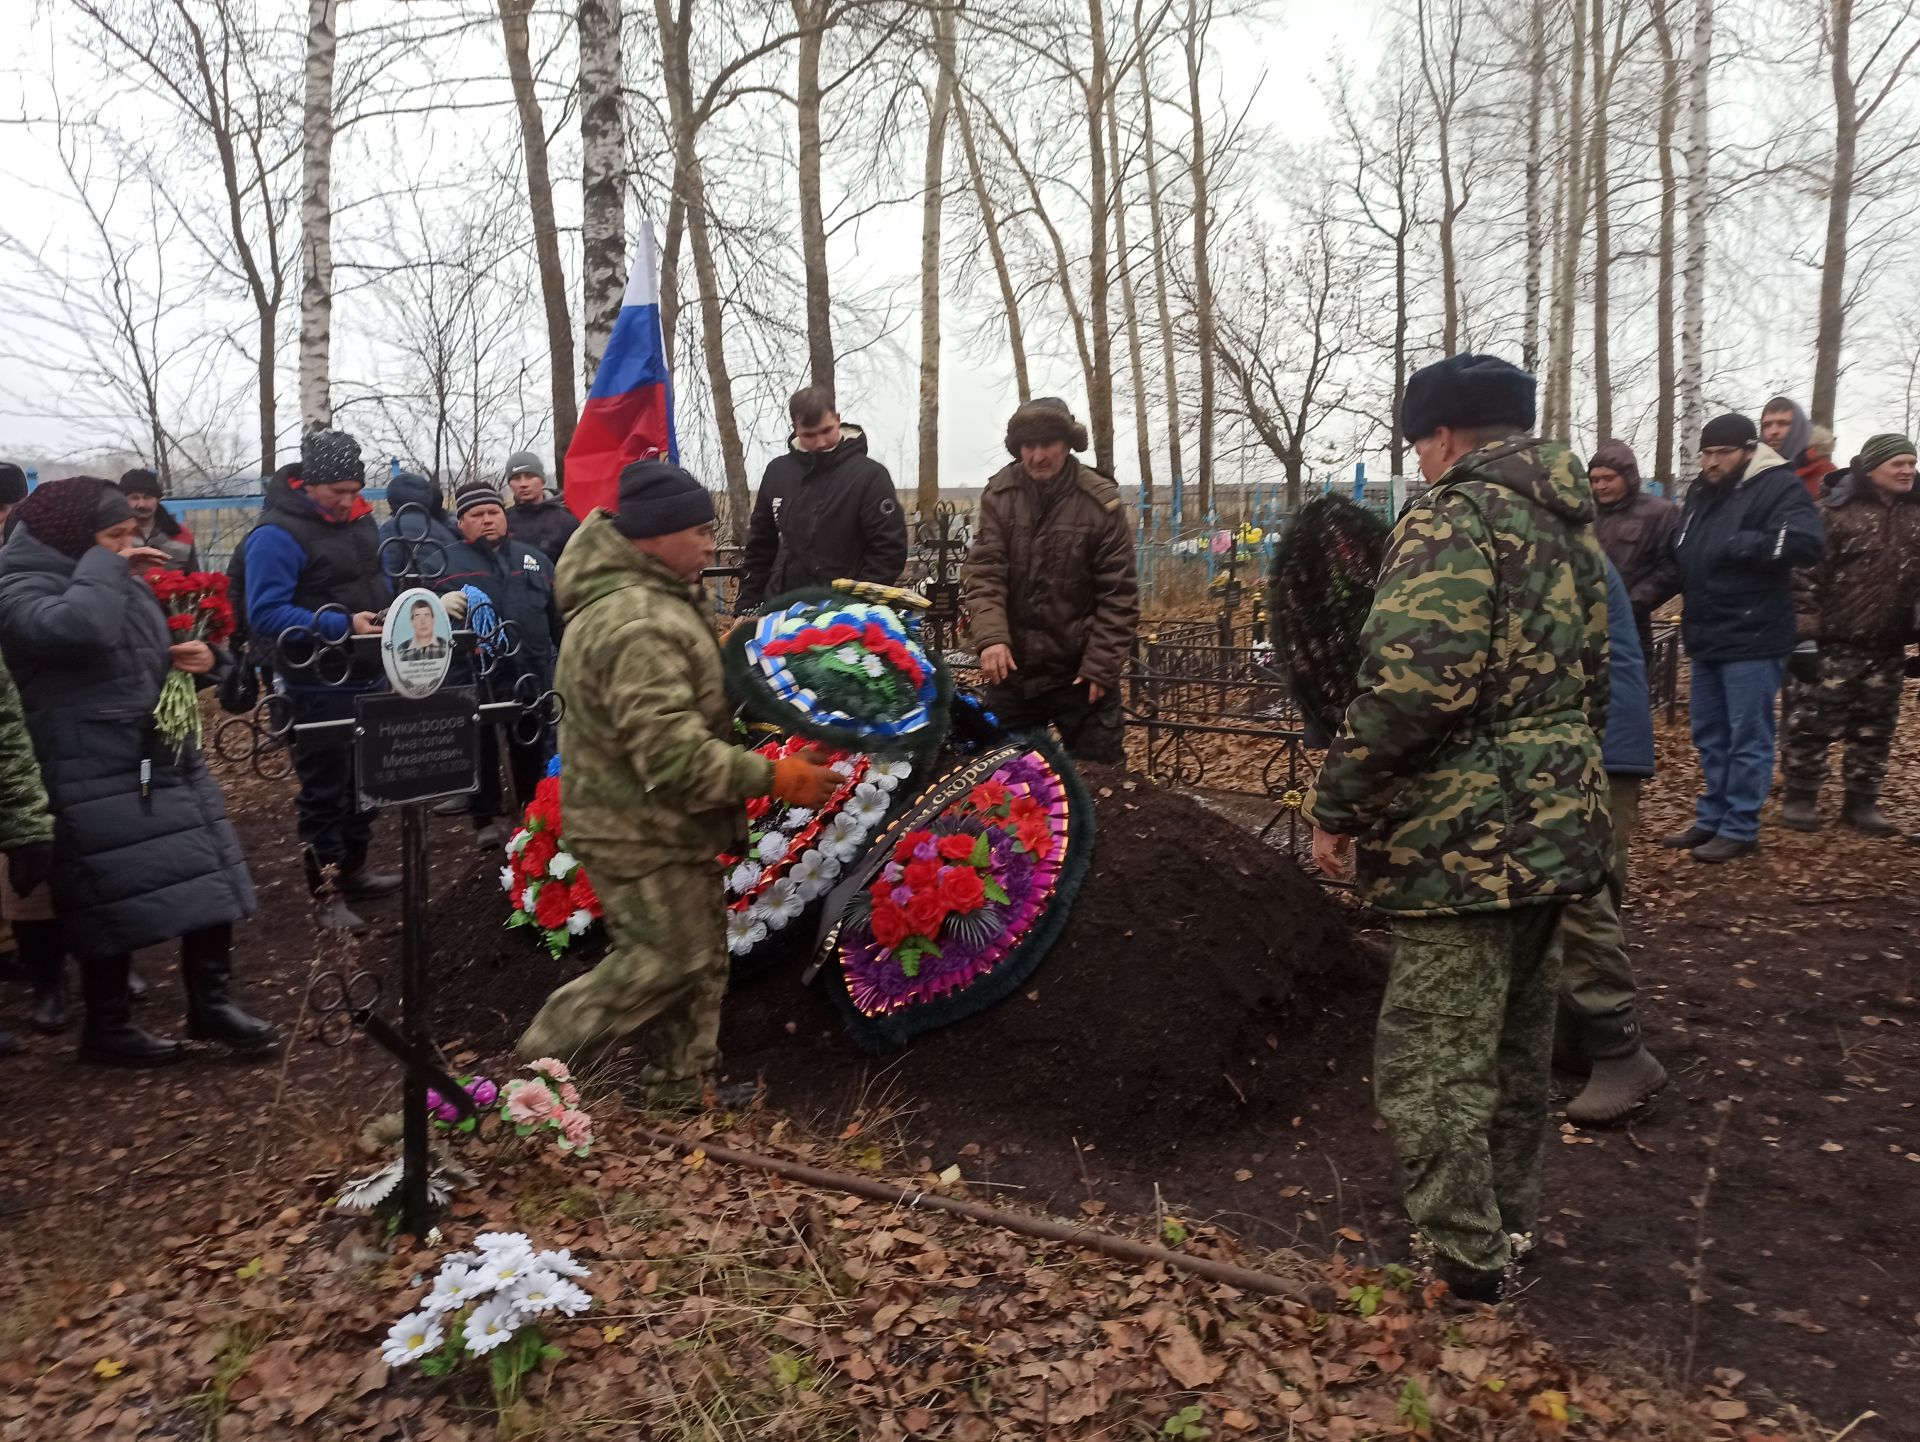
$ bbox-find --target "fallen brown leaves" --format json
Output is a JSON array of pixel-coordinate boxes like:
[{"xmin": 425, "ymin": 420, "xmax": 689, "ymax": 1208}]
[{"xmin": 0, "ymin": 1097, "xmax": 1801, "ymax": 1442}]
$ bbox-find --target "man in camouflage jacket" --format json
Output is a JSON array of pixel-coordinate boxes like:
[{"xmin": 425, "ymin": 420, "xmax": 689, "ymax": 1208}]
[
  {"xmin": 517, "ymin": 462, "xmax": 840, "ymax": 1085},
  {"xmin": 0, "ymin": 652, "xmax": 55, "ymax": 1057},
  {"xmin": 1781, "ymin": 433, "xmax": 1920, "ymax": 835},
  {"xmin": 1306, "ymin": 354, "xmax": 1610, "ymax": 1302}
]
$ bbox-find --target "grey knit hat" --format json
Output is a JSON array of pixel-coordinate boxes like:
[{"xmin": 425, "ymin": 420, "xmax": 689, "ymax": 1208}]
[{"xmin": 503, "ymin": 450, "xmax": 548, "ymax": 488}]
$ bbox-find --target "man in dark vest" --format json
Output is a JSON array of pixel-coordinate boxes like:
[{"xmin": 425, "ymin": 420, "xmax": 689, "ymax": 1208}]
[{"xmin": 241, "ymin": 428, "xmax": 398, "ymax": 930}]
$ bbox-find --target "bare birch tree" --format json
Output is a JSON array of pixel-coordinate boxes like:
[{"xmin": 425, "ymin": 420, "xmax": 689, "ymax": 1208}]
[
  {"xmin": 1680, "ymin": 0, "xmax": 1711, "ymax": 456},
  {"xmin": 916, "ymin": 5, "xmax": 957, "ymax": 513},
  {"xmin": 300, "ymin": 0, "xmax": 338, "ymax": 431},
  {"xmin": 1182, "ymin": 0, "xmax": 1217, "ymax": 514},
  {"xmin": 581, "ymin": 0, "xmax": 627, "ymax": 381}
]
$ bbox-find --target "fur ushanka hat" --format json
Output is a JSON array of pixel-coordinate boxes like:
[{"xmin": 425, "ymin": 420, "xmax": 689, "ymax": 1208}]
[{"xmin": 1004, "ymin": 397, "xmax": 1089, "ymax": 457}]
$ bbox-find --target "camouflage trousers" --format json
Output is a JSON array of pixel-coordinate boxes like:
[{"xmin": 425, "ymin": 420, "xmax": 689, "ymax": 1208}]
[
  {"xmin": 517, "ymin": 858, "xmax": 727, "ymax": 1080},
  {"xmin": 1377, "ymin": 904, "xmax": 1564, "ymax": 1277},
  {"xmin": 1557, "ymin": 776, "xmax": 1644, "ymax": 1060},
  {"xmin": 1781, "ymin": 646, "xmax": 1906, "ymax": 797}
]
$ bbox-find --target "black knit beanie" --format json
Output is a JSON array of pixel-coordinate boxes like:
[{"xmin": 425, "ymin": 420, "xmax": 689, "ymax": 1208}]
[
  {"xmin": 0, "ymin": 464, "xmax": 26, "ymax": 507},
  {"xmin": 1400, "ymin": 354, "xmax": 1537, "ymax": 442},
  {"xmin": 1700, "ymin": 413, "xmax": 1757, "ymax": 450},
  {"xmin": 454, "ymin": 480, "xmax": 507, "ymax": 517},
  {"xmin": 301, "ymin": 428, "xmax": 365, "ymax": 486},
  {"xmin": 119, "ymin": 468, "xmax": 163, "ymax": 498},
  {"xmin": 612, "ymin": 460, "xmax": 715, "ymax": 539}
]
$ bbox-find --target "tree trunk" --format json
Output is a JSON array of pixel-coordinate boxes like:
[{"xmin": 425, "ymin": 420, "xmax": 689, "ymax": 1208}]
[
  {"xmin": 1108, "ymin": 49, "xmax": 1154, "ymax": 519},
  {"xmin": 1417, "ymin": 0, "xmax": 1460, "ymax": 355},
  {"xmin": 1137, "ymin": 6, "xmax": 1183, "ymax": 521},
  {"xmin": 1652, "ymin": 0, "xmax": 1679, "ymax": 481},
  {"xmin": 1680, "ymin": 0, "xmax": 1711, "ymax": 458},
  {"xmin": 1589, "ymin": 0, "xmax": 1612, "ymax": 440},
  {"xmin": 1811, "ymin": 0, "xmax": 1855, "ymax": 430},
  {"xmin": 795, "ymin": 0, "xmax": 834, "ymax": 392},
  {"xmin": 655, "ymin": 0, "xmax": 750, "ymax": 527},
  {"xmin": 1183, "ymin": 0, "xmax": 1215, "ymax": 516},
  {"xmin": 1523, "ymin": 0, "xmax": 1545, "ymax": 374},
  {"xmin": 1546, "ymin": 0, "xmax": 1588, "ymax": 440},
  {"xmin": 499, "ymin": 0, "xmax": 579, "ymax": 480},
  {"xmin": 953, "ymin": 95, "xmax": 1029, "ymax": 402},
  {"xmin": 299, "ymin": 0, "xmax": 336, "ymax": 431},
  {"xmin": 916, "ymin": 9, "xmax": 956, "ymax": 515},
  {"xmin": 580, "ymin": 0, "xmax": 626, "ymax": 383},
  {"xmin": 1085, "ymin": 0, "xmax": 1116, "ymax": 476}
]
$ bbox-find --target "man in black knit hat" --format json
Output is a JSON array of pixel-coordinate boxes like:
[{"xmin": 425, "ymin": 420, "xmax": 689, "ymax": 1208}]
[
  {"xmin": 119, "ymin": 469, "xmax": 200, "ymax": 573},
  {"xmin": 0, "ymin": 464, "xmax": 27, "ymax": 534},
  {"xmin": 1664, "ymin": 413, "xmax": 1823, "ymax": 862},
  {"xmin": 963, "ymin": 397, "xmax": 1139, "ymax": 763}
]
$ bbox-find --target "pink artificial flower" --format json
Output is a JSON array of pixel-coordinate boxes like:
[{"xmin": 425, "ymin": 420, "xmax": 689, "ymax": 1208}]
[
  {"xmin": 559, "ymin": 1082, "xmax": 581, "ymax": 1108},
  {"xmin": 559, "ymin": 1109, "xmax": 594, "ymax": 1149},
  {"xmin": 505, "ymin": 1078, "xmax": 559, "ymax": 1127},
  {"xmin": 528, "ymin": 1057, "xmax": 572, "ymax": 1084}
]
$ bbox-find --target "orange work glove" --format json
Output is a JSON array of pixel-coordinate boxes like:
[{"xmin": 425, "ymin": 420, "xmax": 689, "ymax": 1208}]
[{"xmin": 768, "ymin": 750, "xmax": 841, "ymax": 808}]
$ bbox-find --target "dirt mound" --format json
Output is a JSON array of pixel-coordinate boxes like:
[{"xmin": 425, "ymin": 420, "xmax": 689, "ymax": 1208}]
[{"xmin": 430, "ymin": 775, "xmax": 1378, "ymax": 1177}]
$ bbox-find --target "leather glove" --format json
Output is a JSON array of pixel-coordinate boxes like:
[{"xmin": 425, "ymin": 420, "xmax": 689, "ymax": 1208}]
[
  {"xmin": 4, "ymin": 839, "xmax": 54, "ymax": 897},
  {"xmin": 768, "ymin": 753, "xmax": 841, "ymax": 808},
  {"xmin": 442, "ymin": 591, "xmax": 470, "ymax": 623},
  {"xmin": 1788, "ymin": 641, "xmax": 1821, "ymax": 684}
]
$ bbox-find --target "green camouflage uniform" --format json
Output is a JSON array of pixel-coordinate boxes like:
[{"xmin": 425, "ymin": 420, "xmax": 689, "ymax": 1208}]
[
  {"xmin": 0, "ymin": 655, "xmax": 54, "ymax": 952},
  {"xmin": 1782, "ymin": 649, "xmax": 1906, "ymax": 796},
  {"xmin": 1305, "ymin": 438, "xmax": 1610, "ymax": 1279},
  {"xmin": 517, "ymin": 514, "xmax": 773, "ymax": 1072}
]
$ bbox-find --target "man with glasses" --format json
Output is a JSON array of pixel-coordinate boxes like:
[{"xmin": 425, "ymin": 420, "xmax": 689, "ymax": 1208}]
[{"xmin": 1664, "ymin": 414, "xmax": 1823, "ymax": 863}]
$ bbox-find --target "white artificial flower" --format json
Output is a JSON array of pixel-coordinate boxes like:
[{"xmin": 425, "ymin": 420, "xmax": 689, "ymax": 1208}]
[
  {"xmin": 787, "ymin": 849, "xmax": 838, "ymax": 901},
  {"xmin": 535, "ymin": 1249, "xmax": 591, "ymax": 1280},
  {"xmin": 462, "ymin": 1296, "xmax": 522, "ymax": 1356},
  {"xmin": 567, "ymin": 909, "xmax": 594, "ymax": 936},
  {"xmin": 845, "ymin": 786, "xmax": 889, "ymax": 828},
  {"xmin": 498, "ymin": 866, "xmax": 516, "ymax": 893},
  {"xmin": 871, "ymin": 757, "xmax": 911, "ymax": 788},
  {"xmin": 422, "ymin": 1262, "xmax": 484, "ymax": 1314},
  {"xmin": 545, "ymin": 1279, "xmax": 593, "ymax": 1316},
  {"xmin": 381, "ymin": 1310, "xmax": 445, "ymax": 1366},
  {"xmin": 783, "ymin": 807, "xmax": 815, "ymax": 828},
  {"xmin": 835, "ymin": 645, "xmax": 862, "ymax": 667},
  {"xmin": 756, "ymin": 831, "xmax": 790, "ymax": 865},
  {"xmin": 726, "ymin": 910, "xmax": 758, "ymax": 954},
  {"xmin": 506, "ymin": 829, "xmax": 530, "ymax": 856},
  {"xmin": 727, "ymin": 860, "xmax": 763, "ymax": 893},
  {"xmin": 830, "ymin": 759, "xmax": 857, "ymax": 777},
  {"xmin": 860, "ymin": 651, "xmax": 885, "ymax": 678},
  {"xmin": 504, "ymin": 1269, "xmax": 565, "ymax": 1317},
  {"xmin": 548, "ymin": 851, "xmax": 577, "ymax": 880},
  {"xmin": 762, "ymin": 876, "xmax": 805, "ymax": 925},
  {"xmin": 474, "ymin": 1231, "xmax": 533, "ymax": 1256}
]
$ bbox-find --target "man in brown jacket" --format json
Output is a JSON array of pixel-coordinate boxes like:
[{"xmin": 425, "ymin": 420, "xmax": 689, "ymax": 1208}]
[
  {"xmin": 963, "ymin": 398, "xmax": 1139, "ymax": 763},
  {"xmin": 1588, "ymin": 440, "xmax": 1679, "ymax": 657},
  {"xmin": 1781, "ymin": 432, "xmax": 1920, "ymax": 835}
]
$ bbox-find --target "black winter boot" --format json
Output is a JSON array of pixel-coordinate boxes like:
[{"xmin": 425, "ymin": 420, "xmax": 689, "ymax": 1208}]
[
  {"xmin": 181, "ymin": 927, "xmax": 278, "ymax": 1054},
  {"xmin": 77, "ymin": 954, "xmax": 184, "ymax": 1068},
  {"xmin": 126, "ymin": 965, "xmax": 149, "ymax": 1001},
  {"xmin": 1780, "ymin": 787, "xmax": 1820, "ymax": 832},
  {"xmin": 16, "ymin": 920, "xmax": 71, "ymax": 1034},
  {"xmin": 1841, "ymin": 792, "xmax": 1899, "ymax": 837}
]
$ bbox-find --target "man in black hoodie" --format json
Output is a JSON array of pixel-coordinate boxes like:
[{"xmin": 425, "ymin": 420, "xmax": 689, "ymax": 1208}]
[
  {"xmin": 737, "ymin": 387, "xmax": 907, "ymax": 613},
  {"xmin": 1663, "ymin": 413, "xmax": 1823, "ymax": 863}
]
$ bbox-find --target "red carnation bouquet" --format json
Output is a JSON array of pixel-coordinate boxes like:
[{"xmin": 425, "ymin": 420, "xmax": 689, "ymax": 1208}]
[
  {"xmin": 501, "ymin": 771, "xmax": 605, "ymax": 957},
  {"xmin": 145, "ymin": 570, "xmax": 236, "ymax": 750}
]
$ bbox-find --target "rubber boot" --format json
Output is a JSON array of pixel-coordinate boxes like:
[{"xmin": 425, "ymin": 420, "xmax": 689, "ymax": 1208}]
[
  {"xmin": 339, "ymin": 867, "xmax": 402, "ymax": 899},
  {"xmin": 1566, "ymin": 1047, "xmax": 1668, "ymax": 1125},
  {"xmin": 15, "ymin": 919, "xmax": 72, "ymax": 1035},
  {"xmin": 314, "ymin": 895, "xmax": 369, "ymax": 933},
  {"xmin": 1780, "ymin": 787, "xmax": 1820, "ymax": 832},
  {"xmin": 1841, "ymin": 791, "xmax": 1899, "ymax": 837},
  {"xmin": 1552, "ymin": 1003, "xmax": 1590, "ymax": 1077},
  {"xmin": 77, "ymin": 954, "xmax": 184, "ymax": 1068},
  {"xmin": 181, "ymin": 929, "xmax": 278, "ymax": 1054}
]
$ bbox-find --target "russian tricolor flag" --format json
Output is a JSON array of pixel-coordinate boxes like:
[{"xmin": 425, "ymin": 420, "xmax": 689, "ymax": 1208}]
[{"xmin": 564, "ymin": 221, "xmax": 678, "ymax": 518}]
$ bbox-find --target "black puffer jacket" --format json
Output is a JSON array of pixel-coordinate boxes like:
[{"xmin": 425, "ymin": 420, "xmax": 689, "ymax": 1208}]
[
  {"xmin": 0, "ymin": 530, "xmax": 255, "ymax": 959},
  {"xmin": 506, "ymin": 498, "xmax": 579, "ymax": 564},
  {"xmin": 738, "ymin": 424, "xmax": 907, "ymax": 612},
  {"xmin": 437, "ymin": 533, "xmax": 565, "ymax": 687},
  {"xmin": 1672, "ymin": 444, "xmax": 1825, "ymax": 662}
]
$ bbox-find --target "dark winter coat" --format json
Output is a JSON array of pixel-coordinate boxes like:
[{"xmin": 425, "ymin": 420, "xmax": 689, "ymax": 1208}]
[
  {"xmin": 379, "ymin": 472, "xmax": 459, "ymax": 566},
  {"xmin": 1671, "ymin": 444, "xmax": 1825, "ymax": 663},
  {"xmin": 437, "ymin": 532, "xmax": 565, "ymax": 686},
  {"xmin": 505, "ymin": 498, "xmax": 579, "ymax": 565},
  {"xmin": 134, "ymin": 508, "xmax": 200, "ymax": 573},
  {"xmin": 0, "ymin": 530, "xmax": 254, "ymax": 959},
  {"xmin": 1791, "ymin": 469, "xmax": 1920, "ymax": 654},
  {"xmin": 239, "ymin": 471, "xmax": 389, "ymax": 689},
  {"xmin": 1602, "ymin": 561, "xmax": 1654, "ymax": 779},
  {"xmin": 1590, "ymin": 459, "xmax": 1680, "ymax": 629},
  {"xmin": 738, "ymin": 425, "xmax": 907, "ymax": 612},
  {"xmin": 963, "ymin": 456, "xmax": 1140, "ymax": 695}
]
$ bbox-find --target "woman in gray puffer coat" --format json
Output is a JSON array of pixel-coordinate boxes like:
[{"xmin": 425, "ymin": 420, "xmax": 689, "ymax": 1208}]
[{"xmin": 0, "ymin": 477, "xmax": 274, "ymax": 1067}]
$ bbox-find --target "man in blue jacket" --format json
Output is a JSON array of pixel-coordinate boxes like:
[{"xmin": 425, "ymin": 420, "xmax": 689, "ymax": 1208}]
[
  {"xmin": 1663, "ymin": 413, "xmax": 1823, "ymax": 863},
  {"xmin": 1558, "ymin": 563, "xmax": 1667, "ymax": 1123},
  {"xmin": 241, "ymin": 429, "xmax": 398, "ymax": 929},
  {"xmin": 436, "ymin": 480, "xmax": 564, "ymax": 844}
]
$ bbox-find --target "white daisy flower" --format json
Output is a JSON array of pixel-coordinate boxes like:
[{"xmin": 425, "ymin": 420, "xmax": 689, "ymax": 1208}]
[
  {"xmin": 756, "ymin": 831, "xmax": 790, "ymax": 864},
  {"xmin": 727, "ymin": 860, "xmax": 764, "ymax": 893},
  {"xmin": 860, "ymin": 651, "xmax": 885, "ymax": 677},
  {"xmin": 783, "ymin": 807, "xmax": 815, "ymax": 827},
  {"xmin": 504, "ymin": 1269, "xmax": 565, "ymax": 1317},
  {"xmin": 535, "ymin": 1248, "xmax": 592, "ymax": 1280},
  {"xmin": 567, "ymin": 909, "xmax": 594, "ymax": 936},
  {"xmin": 546, "ymin": 1279, "xmax": 594, "ymax": 1316},
  {"xmin": 548, "ymin": 851, "xmax": 577, "ymax": 880},
  {"xmin": 380, "ymin": 1310, "xmax": 445, "ymax": 1366},
  {"xmin": 726, "ymin": 910, "xmax": 760, "ymax": 954},
  {"xmin": 835, "ymin": 645, "xmax": 863, "ymax": 667},
  {"xmin": 462, "ymin": 1296, "xmax": 522, "ymax": 1355},
  {"xmin": 474, "ymin": 1253, "xmax": 535, "ymax": 1292},
  {"xmin": 474, "ymin": 1230, "xmax": 533, "ymax": 1256},
  {"xmin": 422, "ymin": 1262, "xmax": 484, "ymax": 1314},
  {"xmin": 762, "ymin": 877, "xmax": 805, "ymax": 925},
  {"xmin": 498, "ymin": 866, "xmax": 516, "ymax": 893}
]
